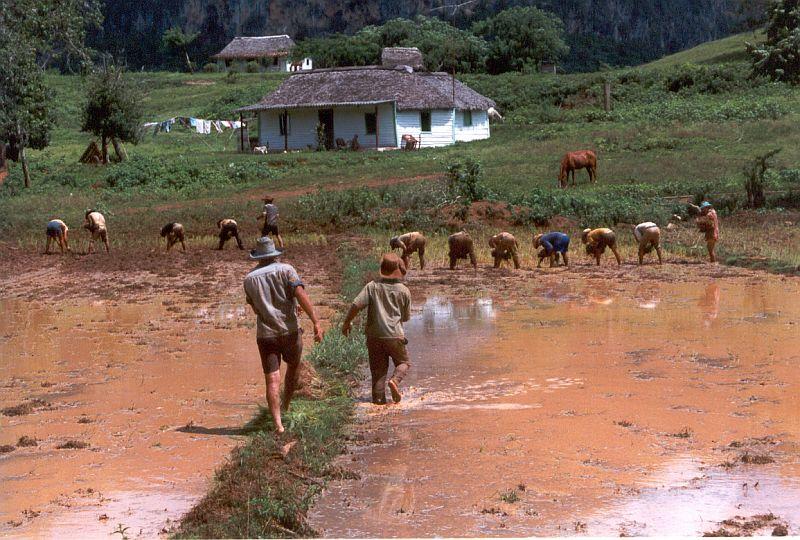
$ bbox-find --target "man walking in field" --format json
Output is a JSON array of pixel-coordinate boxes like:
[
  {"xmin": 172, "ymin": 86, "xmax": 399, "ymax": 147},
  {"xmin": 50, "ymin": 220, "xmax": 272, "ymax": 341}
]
[
  {"xmin": 342, "ymin": 254, "xmax": 411, "ymax": 404},
  {"xmin": 258, "ymin": 196, "xmax": 284, "ymax": 249},
  {"xmin": 244, "ymin": 237, "xmax": 323, "ymax": 434}
]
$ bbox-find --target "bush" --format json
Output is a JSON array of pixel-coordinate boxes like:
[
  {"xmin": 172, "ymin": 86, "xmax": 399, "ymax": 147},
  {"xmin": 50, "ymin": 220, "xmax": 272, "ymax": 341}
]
[
  {"xmin": 743, "ymin": 149, "xmax": 781, "ymax": 208},
  {"xmin": 446, "ymin": 158, "xmax": 490, "ymax": 203},
  {"xmin": 246, "ymin": 61, "xmax": 260, "ymax": 73},
  {"xmin": 100, "ymin": 156, "xmax": 233, "ymax": 195},
  {"xmin": 202, "ymin": 62, "xmax": 219, "ymax": 73}
]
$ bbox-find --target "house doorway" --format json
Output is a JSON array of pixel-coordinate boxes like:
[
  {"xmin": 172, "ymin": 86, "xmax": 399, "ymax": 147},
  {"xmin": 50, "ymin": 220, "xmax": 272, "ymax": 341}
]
[{"xmin": 318, "ymin": 109, "xmax": 334, "ymax": 150}]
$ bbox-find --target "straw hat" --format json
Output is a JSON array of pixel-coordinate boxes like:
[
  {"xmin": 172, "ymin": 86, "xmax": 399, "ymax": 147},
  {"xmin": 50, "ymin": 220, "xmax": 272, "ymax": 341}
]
[
  {"xmin": 379, "ymin": 253, "xmax": 407, "ymax": 279},
  {"xmin": 249, "ymin": 236, "xmax": 283, "ymax": 260}
]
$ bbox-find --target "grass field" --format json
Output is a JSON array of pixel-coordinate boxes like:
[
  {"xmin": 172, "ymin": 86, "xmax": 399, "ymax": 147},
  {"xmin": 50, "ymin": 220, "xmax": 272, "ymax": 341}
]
[{"xmin": 1, "ymin": 35, "xmax": 799, "ymax": 264}]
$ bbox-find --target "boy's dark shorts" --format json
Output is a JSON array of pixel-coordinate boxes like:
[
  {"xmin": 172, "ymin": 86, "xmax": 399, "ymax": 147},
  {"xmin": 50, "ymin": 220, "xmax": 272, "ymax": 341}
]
[
  {"xmin": 257, "ymin": 332, "xmax": 302, "ymax": 374},
  {"xmin": 262, "ymin": 223, "xmax": 280, "ymax": 236}
]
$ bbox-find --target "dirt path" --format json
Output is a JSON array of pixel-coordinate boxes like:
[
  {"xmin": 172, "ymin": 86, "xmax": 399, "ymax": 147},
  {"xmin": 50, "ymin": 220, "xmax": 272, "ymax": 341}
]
[
  {"xmin": 309, "ymin": 265, "xmax": 800, "ymax": 536},
  {"xmin": 148, "ymin": 173, "xmax": 439, "ymax": 214}
]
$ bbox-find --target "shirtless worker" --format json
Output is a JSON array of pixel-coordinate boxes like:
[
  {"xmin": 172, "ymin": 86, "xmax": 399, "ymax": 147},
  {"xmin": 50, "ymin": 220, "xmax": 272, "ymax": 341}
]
[
  {"xmin": 160, "ymin": 222, "xmax": 187, "ymax": 252},
  {"xmin": 488, "ymin": 232, "xmax": 521, "ymax": 269},
  {"xmin": 581, "ymin": 227, "xmax": 621, "ymax": 266},
  {"xmin": 45, "ymin": 219, "xmax": 71, "ymax": 254},
  {"xmin": 633, "ymin": 222, "xmax": 663, "ymax": 265},
  {"xmin": 389, "ymin": 231, "xmax": 426, "ymax": 270},
  {"xmin": 533, "ymin": 232, "xmax": 570, "ymax": 267},
  {"xmin": 696, "ymin": 201, "xmax": 719, "ymax": 263},
  {"xmin": 257, "ymin": 196, "xmax": 284, "ymax": 249},
  {"xmin": 84, "ymin": 210, "xmax": 110, "ymax": 253},
  {"xmin": 448, "ymin": 230, "xmax": 478, "ymax": 270},
  {"xmin": 217, "ymin": 218, "xmax": 244, "ymax": 250},
  {"xmin": 342, "ymin": 253, "xmax": 411, "ymax": 404},
  {"xmin": 244, "ymin": 237, "xmax": 323, "ymax": 434}
]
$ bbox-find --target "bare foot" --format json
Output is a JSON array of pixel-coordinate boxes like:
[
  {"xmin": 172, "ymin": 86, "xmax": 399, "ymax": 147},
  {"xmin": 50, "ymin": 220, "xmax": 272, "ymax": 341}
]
[{"xmin": 388, "ymin": 380, "xmax": 402, "ymax": 403}]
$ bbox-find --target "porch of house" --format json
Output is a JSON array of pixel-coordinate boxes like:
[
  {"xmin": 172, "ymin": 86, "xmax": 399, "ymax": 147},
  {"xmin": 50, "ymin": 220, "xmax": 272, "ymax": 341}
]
[{"xmin": 257, "ymin": 103, "xmax": 398, "ymax": 151}]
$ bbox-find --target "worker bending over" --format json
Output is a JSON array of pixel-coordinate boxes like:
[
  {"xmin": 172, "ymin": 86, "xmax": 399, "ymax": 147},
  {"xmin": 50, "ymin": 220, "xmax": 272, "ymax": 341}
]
[
  {"xmin": 390, "ymin": 231, "xmax": 426, "ymax": 270},
  {"xmin": 488, "ymin": 232, "xmax": 520, "ymax": 269},
  {"xmin": 160, "ymin": 222, "xmax": 187, "ymax": 252},
  {"xmin": 533, "ymin": 232, "xmax": 570, "ymax": 267},
  {"xmin": 84, "ymin": 210, "xmax": 110, "ymax": 254},
  {"xmin": 448, "ymin": 230, "xmax": 477, "ymax": 270},
  {"xmin": 633, "ymin": 222, "xmax": 663, "ymax": 265},
  {"xmin": 581, "ymin": 227, "xmax": 621, "ymax": 266},
  {"xmin": 217, "ymin": 218, "xmax": 244, "ymax": 250},
  {"xmin": 45, "ymin": 219, "xmax": 70, "ymax": 254}
]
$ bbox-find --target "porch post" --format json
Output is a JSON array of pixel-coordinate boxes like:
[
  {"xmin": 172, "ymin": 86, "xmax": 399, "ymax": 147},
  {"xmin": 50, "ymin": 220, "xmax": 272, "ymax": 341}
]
[
  {"xmin": 283, "ymin": 109, "xmax": 288, "ymax": 152},
  {"xmin": 239, "ymin": 112, "xmax": 244, "ymax": 153},
  {"xmin": 374, "ymin": 105, "xmax": 379, "ymax": 149}
]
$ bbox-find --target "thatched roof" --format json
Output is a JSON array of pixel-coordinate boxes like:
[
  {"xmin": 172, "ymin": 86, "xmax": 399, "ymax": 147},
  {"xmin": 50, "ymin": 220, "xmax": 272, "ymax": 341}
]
[
  {"xmin": 212, "ymin": 35, "xmax": 295, "ymax": 60},
  {"xmin": 238, "ymin": 66, "xmax": 495, "ymax": 112},
  {"xmin": 381, "ymin": 47, "xmax": 424, "ymax": 70}
]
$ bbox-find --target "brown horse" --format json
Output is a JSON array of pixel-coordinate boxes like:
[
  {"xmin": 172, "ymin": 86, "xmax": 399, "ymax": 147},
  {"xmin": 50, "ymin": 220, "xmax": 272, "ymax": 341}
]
[{"xmin": 559, "ymin": 150, "xmax": 597, "ymax": 188}]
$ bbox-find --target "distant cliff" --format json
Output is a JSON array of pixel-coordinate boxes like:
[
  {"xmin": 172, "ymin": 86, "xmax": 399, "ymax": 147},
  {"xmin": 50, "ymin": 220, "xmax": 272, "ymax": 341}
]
[{"xmin": 90, "ymin": 0, "xmax": 740, "ymax": 71}]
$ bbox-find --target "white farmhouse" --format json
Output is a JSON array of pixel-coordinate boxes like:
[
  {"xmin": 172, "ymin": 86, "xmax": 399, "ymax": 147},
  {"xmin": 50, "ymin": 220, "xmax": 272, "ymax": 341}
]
[
  {"xmin": 212, "ymin": 35, "xmax": 312, "ymax": 72},
  {"xmin": 238, "ymin": 47, "xmax": 495, "ymax": 151}
]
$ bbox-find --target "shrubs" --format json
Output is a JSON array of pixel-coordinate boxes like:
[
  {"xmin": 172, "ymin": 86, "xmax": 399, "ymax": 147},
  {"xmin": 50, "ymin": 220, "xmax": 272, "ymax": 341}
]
[
  {"xmin": 446, "ymin": 158, "xmax": 490, "ymax": 203},
  {"xmin": 202, "ymin": 62, "xmax": 219, "ymax": 73},
  {"xmin": 100, "ymin": 157, "xmax": 274, "ymax": 195},
  {"xmin": 245, "ymin": 61, "xmax": 260, "ymax": 73},
  {"xmin": 743, "ymin": 149, "xmax": 781, "ymax": 208}
]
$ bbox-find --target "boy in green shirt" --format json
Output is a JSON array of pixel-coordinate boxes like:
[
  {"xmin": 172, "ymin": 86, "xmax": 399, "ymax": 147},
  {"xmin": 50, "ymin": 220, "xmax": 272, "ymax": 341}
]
[{"xmin": 342, "ymin": 253, "xmax": 412, "ymax": 404}]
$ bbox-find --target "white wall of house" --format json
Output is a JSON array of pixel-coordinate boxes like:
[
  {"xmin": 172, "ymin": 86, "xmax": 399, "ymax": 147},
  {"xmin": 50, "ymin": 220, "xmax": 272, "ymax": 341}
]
[
  {"xmin": 286, "ymin": 57, "xmax": 313, "ymax": 72},
  {"xmin": 454, "ymin": 110, "xmax": 490, "ymax": 142},
  {"xmin": 396, "ymin": 109, "xmax": 455, "ymax": 148},
  {"xmin": 258, "ymin": 103, "xmax": 396, "ymax": 150}
]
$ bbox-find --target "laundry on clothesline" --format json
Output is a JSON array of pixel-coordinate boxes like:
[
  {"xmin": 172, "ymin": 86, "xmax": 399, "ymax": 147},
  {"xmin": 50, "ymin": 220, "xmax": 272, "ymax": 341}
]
[{"xmin": 142, "ymin": 116, "xmax": 245, "ymax": 136}]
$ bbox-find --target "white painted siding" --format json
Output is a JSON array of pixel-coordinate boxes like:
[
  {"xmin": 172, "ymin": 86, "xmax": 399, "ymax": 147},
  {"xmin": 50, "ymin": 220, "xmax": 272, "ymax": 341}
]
[
  {"xmin": 259, "ymin": 104, "xmax": 396, "ymax": 150},
  {"xmin": 327, "ymin": 104, "xmax": 396, "ymax": 148},
  {"xmin": 455, "ymin": 110, "xmax": 490, "ymax": 142},
  {"xmin": 395, "ymin": 109, "xmax": 454, "ymax": 148},
  {"xmin": 259, "ymin": 109, "xmax": 318, "ymax": 151}
]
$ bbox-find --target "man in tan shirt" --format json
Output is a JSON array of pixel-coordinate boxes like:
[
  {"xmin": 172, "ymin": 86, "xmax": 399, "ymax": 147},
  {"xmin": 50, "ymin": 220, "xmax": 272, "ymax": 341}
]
[
  {"xmin": 581, "ymin": 227, "xmax": 621, "ymax": 266},
  {"xmin": 342, "ymin": 253, "xmax": 411, "ymax": 404},
  {"xmin": 84, "ymin": 210, "xmax": 109, "ymax": 253},
  {"xmin": 489, "ymin": 231, "xmax": 520, "ymax": 269},
  {"xmin": 390, "ymin": 231, "xmax": 426, "ymax": 270}
]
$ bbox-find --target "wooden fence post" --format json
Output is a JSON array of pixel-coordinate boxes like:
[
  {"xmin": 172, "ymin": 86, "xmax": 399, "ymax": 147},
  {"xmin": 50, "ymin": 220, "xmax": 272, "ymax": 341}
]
[{"xmin": 603, "ymin": 82, "xmax": 612, "ymax": 112}]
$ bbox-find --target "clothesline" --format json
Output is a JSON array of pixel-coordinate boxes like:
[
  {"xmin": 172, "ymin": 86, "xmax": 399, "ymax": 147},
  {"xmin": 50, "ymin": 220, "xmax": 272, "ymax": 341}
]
[{"xmin": 142, "ymin": 117, "xmax": 245, "ymax": 136}]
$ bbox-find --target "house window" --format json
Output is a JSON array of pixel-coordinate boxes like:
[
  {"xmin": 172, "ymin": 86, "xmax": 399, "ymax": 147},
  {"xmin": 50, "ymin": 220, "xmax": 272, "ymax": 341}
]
[
  {"xmin": 365, "ymin": 112, "xmax": 377, "ymax": 135},
  {"xmin": 463, "ymin": 110, "xmax": 473, "ymax": 127},
  {"xmin": 279, "ymin": 112, "xmax": 290, "ymax": 136},
  {"xmin": 420, "ymin": 110, "xmax": 432, "ymax": 132}
]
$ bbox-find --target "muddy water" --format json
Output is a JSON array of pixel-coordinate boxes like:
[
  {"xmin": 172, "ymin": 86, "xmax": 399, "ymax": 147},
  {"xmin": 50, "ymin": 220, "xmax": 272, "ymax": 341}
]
[
  {"xmin": 310, "ymin": 277, "xmax": 800, "ymax": 536},
  {"xmin": 0, "ymin": 298, "xmax": 261, "ymax": 538}
]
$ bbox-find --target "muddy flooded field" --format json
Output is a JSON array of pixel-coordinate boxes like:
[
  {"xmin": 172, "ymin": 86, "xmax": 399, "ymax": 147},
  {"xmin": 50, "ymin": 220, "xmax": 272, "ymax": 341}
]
[
  {"xmin": 0, "ymin": 297, "xmax": 261, "ymax": 537},
  {"xmin": 310, "ymin": 275, "xmax": 800, "ymax": 536}
]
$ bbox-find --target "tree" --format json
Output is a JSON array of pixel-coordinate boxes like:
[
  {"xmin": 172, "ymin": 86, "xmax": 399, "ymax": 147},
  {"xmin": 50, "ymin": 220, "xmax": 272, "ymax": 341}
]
[
  {"xmin": 0, "ymin": 0, "xmax": 102, "ymax": 70},
  {"xmin": 292, "ymin": 34, "xmax": 381, "ymax": 69},
  {"xmin": 0, "ymin": 0, "xmax": 100, "ymax": 187},
  {"xmin": 472, "ymin": 7, "xmax": 569, "ymax": 74},
  {"xmin": 0, "ymin": 43, "xmax": 54, "ymax": 188},
  {"xmin": 163, "ymin": 27, "xmax": 200, "ymax": 73},
  {"xmin": 732, "ymin": 0, "xmax": 770, "ymax": 33},
  {"xmin": 82, "ymin": 65, "xmax": 143, "ymax": 164},
  {"xmin": 366, "ymin": 16, "xmax": 488, "ymax": 73},
  {"xmin": 747, "ymin": 0, "xmax": 800, "ymax": 83},
  {"xmin": 743, "ymin": 149, "xmax": 780, "ymax": 208}
]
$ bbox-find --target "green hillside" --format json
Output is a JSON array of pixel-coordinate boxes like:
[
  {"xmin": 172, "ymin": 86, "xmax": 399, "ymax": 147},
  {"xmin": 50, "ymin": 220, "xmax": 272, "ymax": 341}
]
[{"xmin": 644, "ymin": 31, "xmax": 765, "ymax": 69}]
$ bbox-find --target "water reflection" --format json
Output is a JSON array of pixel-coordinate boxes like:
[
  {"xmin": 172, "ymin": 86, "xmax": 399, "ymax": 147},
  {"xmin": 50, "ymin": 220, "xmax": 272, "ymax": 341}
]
[
  {"xmin": 409, "ymin": 296, "xmax": 495, "ymax": 336},
  {"xmin": 699, "ymin": 282, "xmax": 721, "ymax": 327}
]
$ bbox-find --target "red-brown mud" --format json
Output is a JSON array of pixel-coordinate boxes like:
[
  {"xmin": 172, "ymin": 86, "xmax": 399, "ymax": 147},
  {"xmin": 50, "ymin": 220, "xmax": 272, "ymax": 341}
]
[
  {"xmin": 309, "ymin": 269, "xmax": 800, "ymax": 536},
  {"xmin": 0, "ymin": 243, "xmax": 340, "ymax": 537}
]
